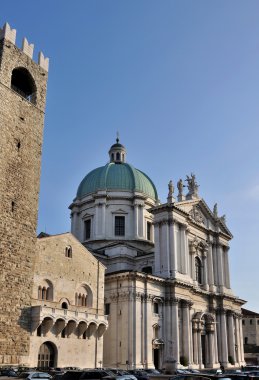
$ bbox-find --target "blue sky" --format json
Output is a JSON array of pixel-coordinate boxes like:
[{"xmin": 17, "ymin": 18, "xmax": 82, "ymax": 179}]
[{"xmin": 1, "ymin": 1, "xmax": 259, "ymax": 311}]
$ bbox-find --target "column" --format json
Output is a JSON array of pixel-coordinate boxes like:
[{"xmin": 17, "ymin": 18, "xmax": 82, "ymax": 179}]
[
  {"xmin": 224, "ymin": 247, "xmax": 231, "ymax": 289},
  {"xmin": 154, "ymin": 223, "xmax": 161, "ymax": 275},
  {"xmin": 220, "ymin": 309, "xmax": 228, "ymax": 366},
  {"xmin": 190, "ymin": 243, "xmax": 196, "ymax": 282},
  {"xmin": 182, "ymin": 301, "xmax": 191, "ymax": 364},
  {"xmin": 101, "ymin": 203, "xmax": 106, "ymax": 236},
  {"xmin": 227, "ymin": 311, "xmax": 235, "ymax": 363},
  {"xmin": 207, "ymin": 240, "xmax": 215, "ymax": 292},
  {"xmin": 202, "ymin": 249, "xmax": 209, "ymax": 290},
  {"xmin": 197, "ymin": 327, "xmax": 202, "ymax": 367},
  {"xmin": 139, "ymin": 205, "xmax": 144, "ymax": 238},
  {"xmin": 171, "ymin": 299, "xmax": 180, "ymax": 365},
  {"xmin": 207, "ymin": 331, "xmax": 215, "ymax": 367},
  {"xmin": 134, "ymin": 204, "xmax": 139, "ymax": 238},
  {"xmin": 192, "ymin": 328, "xmax": 198, "ymax": 364},
  {"xmin": 234, "ymin": 315, "xmax": 240, "ymax": 364},
  {"xmin": 216, "ymin": 244, "xmax": 224, "ymax": 292},
  {"xmin": 213, "ymin": 314, "xmax": 219, "ymax": 364},
  {"xmin": 216, "ymin": 311, "xmax": 221, "ymax": 362},
  {"xmin": 161, "ymin": 222, "xmax": 170, "ymax": 277},
  {"xmin": 238, "ymin": 316, "xmax": 245, "ymax": 362},
  {"xmin": 180, "ymin": 225, "xmax": 188, "ymax": 274},
  {"xmin": 169, "ymin": 220, "xmax": 177, "ymax": 277}
]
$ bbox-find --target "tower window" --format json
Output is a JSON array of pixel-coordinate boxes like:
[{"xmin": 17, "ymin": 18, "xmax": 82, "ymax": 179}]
[
  {"xmin": 116, "ymin": 152, "xmax": 120, "ymax": 161},
  {"xmin": 195, "ymin": 257, "xmax": 202, "ymax": 284},
  {"xmin": 11, "ymin": 67, "xmax": 36, "ymax": 104},
  {"xmin": 65, "ymin": 245, "xmax": 72, "ymax": 258},
  {"xmin": 115, "ymin": 216, "xmax": 125, "ymax": 236},
  {"xmin": 147, "ymin": 221, "xmax": 152, "ymax": 240},
  {"xmin": 84, "ymin": 219, "xmax": 91, "ymax": 240}
]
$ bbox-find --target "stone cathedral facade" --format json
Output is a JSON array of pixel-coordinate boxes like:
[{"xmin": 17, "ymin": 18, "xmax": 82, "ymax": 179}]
[
  {"xmin": 0, "ymin": 22, "xmax": 245, "ymax": 370},
  {"xmin": 70, "ymin": 141, "xmax": 246, "ymax": 370}
]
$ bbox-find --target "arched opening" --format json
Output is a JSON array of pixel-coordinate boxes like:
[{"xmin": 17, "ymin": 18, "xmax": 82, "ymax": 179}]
[
  {"xmin": 75, "ymin": 284, "xmax": 93, "ymax": 307},
  {"xmin": 61, "ymin": 302, "xmax": 68, "ymax": 309},
  {"xmin": 37, "ymin": 341, "xmax": 56, "ymax": 369},
  {"xmin": 11, "ymin": 67, "xmax": 36, "ymax": 104},
  {"xmin": 38, "ymin": 280, "xmax": 53, "ymax": 301}
]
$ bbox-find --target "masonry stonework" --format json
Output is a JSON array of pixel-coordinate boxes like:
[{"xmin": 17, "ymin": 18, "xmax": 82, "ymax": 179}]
[{"xmin": 0, "ymin": 27, "xmax": 48, "ymax": 364}]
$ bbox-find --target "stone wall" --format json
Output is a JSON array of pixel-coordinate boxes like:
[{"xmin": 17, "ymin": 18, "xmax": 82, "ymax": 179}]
[{"xmin": 0, "ymin": 36, "xmax": 48, "ymax": 364}]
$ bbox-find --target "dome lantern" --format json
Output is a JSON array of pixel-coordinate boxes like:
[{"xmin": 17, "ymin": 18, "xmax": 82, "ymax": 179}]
[{"xmin": 108, "ymin": 135, "xmax": 126, "ymax": 163}]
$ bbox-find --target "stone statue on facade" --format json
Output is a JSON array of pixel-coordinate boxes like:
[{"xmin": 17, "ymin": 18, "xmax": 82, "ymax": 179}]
[
  {"xmin": 185, "ymin": 173, "xmax": 199, "ymax": 199},
  {"xmin": 213, "ymin": 203, "xmax": 218, "ymax": 218},
  {"xmin": 177, "ymin": 178, "xmax": 185, "ymax": 201},
  {"xmin": 167, "ymin": 180, "xmax": 175, "ymax": 204}
]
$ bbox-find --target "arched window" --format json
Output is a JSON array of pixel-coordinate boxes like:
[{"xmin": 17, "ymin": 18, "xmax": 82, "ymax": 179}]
[
  {"xmin": 75, "ymin": 285, "xmax": 92, "ymax": 307},
  {"xmin": 37, "ymin": 342, "xmax": 56, "ymax": 369},
  {"xmin": 38, "ymin": 280, "xmax": 53, "ymax": 301},
  {"xmin": 116, "ymin": 152, "xmax": 120, "ymax": 161},
  {"xmin": 42, "ymin": 287, "xmax": 47, "ymax": 300},
  {"xmin": 195, "ymin": 257, "xmax": 202, "ymax": 284},
  {"xmin": 61, "ymin": 302, "xmax": 68, "ymax": 309},
  {"xmin": 65, "ymin": 245, "xmax": 72, "ymax": 258},
  {"xmin": 11, "ymin": 67, "xmax": 36, "ymax": 104},
  {"xmin": 111, "ymin": 153, "xmax": 114, "ymax": 161}
]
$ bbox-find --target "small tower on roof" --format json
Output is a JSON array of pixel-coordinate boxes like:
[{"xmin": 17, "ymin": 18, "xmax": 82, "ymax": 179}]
[{"xmin": 108, "ymin": 133, "xmax": 127, "ymax": 163}]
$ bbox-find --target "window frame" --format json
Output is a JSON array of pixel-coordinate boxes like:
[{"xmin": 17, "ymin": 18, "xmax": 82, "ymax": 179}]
[{"xmin": 114, "ymin": 215, "xmax": 125, "ymax": 236}]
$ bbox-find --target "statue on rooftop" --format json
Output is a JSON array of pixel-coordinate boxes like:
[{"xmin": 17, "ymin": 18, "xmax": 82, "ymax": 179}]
[{"xmin": 186, "ymin": 173, "xmax": 199, "ymax": 197}]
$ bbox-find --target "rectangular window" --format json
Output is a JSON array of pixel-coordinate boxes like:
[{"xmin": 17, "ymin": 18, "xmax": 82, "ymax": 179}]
[
  {"xmin": 147, "ymin": 221, "xmax": 152, "ymax": 240},
  {"xmin": 153, "ymin": 302, "xmax": 159, "ymax": 314},
  {"xmin": 105, "ymin": 303, "xmax": 110, "ymax": 315},
  {"xmin": 84, "ymin": 219, "xmax": 91, "ymax": 239},
  {"xmin": 115, "ymin": 216, "xmax": 125, "ymax": 236}
]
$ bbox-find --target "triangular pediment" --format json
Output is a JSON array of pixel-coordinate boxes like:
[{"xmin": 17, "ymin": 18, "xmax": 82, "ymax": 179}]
[{"xmin": 175, "ymin": 198, "xmax": 232, "ymax": 237}]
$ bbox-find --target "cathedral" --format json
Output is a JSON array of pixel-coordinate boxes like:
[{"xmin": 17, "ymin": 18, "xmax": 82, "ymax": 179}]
[{"xmin": 0, "ymin": 22, "xmax": 246, "ymax": 371}]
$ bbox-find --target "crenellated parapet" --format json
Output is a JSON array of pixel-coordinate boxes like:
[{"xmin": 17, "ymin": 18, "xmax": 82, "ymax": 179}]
[{"xmin": 0, "ymin": 22, "xmax": 49, "ymax": 71}]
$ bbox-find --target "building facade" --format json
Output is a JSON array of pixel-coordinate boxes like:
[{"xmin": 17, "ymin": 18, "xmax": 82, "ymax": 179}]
[
  {"xmin": 70, "ymin": 141, "xmax": 246, "ymax": 370},
  {"xmin": 242, "ymin": 308, "xmax": 259, "ymax": 365}
]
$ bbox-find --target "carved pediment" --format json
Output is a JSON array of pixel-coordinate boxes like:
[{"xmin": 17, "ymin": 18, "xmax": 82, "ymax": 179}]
[{"xmin": 189, "ymin": 204, "xmax": 205, "ymax": 225}]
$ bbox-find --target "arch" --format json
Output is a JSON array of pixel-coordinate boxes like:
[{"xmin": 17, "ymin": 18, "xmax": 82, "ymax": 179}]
[
  {"xmin": 61, "ymin": 302, "xmax": 68, "ymax": 309},
  {"xmin": 11, "ymin": 67, "xmax": 36, "ymax": 104},
  {"xmin": 75, "ymin": 284, "xmax": 93, "ymax": 307},
  {"xmin": 37, "ymin": 341, "xmax": 57, "ymax": 369},
  {"xmin": 38, "ymin": 279, "xmax": 54, "ymax": 301},
  {"xmin": 152, "ymin": 323, "xmax": 160, "ymax": 339},
  {"xmin": 97, "ymin": 323, "xmax": 107, "ymax": 338},
  {"xmin": 59, "ymin": 298, "xmax": 70, "ymax": 308},
  {"xmin": 65, "ymin": 245, "xmax": 72, "ymax": 258}
]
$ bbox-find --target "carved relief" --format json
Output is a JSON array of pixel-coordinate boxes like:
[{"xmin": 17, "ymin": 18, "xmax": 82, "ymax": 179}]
[{"xmin": 189, "ymin": 205, "xmax": 205, "ymax": 225}]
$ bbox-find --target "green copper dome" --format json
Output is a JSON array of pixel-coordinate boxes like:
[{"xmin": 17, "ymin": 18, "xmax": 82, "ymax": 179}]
[
  {"xmin": 76, "ymin": 162, "xmax": 158, "ymax": 200},
  {"xmin": 76, "ymin": 139, "xmax": 158, "ymax": 200}
]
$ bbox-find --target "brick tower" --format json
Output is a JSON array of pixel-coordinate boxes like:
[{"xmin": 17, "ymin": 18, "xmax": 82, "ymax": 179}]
[{"xmin": 0, "ymin": 23, "xmax": 49, "ymax": 365}]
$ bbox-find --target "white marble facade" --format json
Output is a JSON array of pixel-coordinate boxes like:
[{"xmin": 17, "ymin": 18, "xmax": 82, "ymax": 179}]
[{"xmin": 70, "ymin": 141, "xmax": 245, "ymax": 370}]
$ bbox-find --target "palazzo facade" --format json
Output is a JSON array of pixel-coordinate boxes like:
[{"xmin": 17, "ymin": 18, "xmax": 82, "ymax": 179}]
[{"xmin": 70, "ymin": 140, "xmax": 246, "ymax": 370}]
